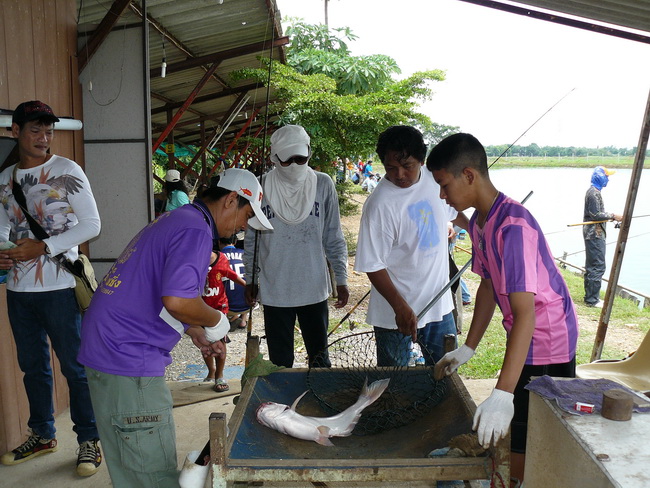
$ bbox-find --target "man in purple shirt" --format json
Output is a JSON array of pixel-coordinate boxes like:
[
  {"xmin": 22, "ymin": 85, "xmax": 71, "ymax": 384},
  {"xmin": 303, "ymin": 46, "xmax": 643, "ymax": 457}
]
[
  {"xmin": 427, "ymin": 133, "xmax": 578, "ymax": 486},
  {"xmin": 79, "ymin": 169, "xmax": 271, "ymax": 487}
]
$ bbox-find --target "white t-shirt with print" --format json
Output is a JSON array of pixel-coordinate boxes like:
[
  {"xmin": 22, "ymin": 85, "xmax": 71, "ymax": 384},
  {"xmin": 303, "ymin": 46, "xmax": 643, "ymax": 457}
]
[
  {"xmin": 355, "ymin": 166, "xmax": 457, "ymax": 328},
  {"xmin": 0, "ymin": 155, "xmax": 101, "ymax": 292}
]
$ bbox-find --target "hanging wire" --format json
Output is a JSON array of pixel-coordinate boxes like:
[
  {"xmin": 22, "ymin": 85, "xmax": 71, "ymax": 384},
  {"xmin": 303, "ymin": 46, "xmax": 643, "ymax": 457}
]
[
  {"xmin": 87, "ymin": 20, "xmax": 128, "ymax": 107},
  {"xmin": 246, "ymin": 6, "xmax": 278, "ymax": 339}
]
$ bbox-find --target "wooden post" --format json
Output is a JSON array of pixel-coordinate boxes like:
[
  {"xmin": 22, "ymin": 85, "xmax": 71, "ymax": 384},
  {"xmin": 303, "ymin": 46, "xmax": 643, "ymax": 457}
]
[
  {"xmin": 591, "ymin": 87, "xmax": 650, "ymax": 361},
  {"xmin": 208, "ymin": 412, "xmax": 228, "ymax": 488},
  {"xmin": 245, "ymin": 335, "xmax": 260, "ymax": 367}
]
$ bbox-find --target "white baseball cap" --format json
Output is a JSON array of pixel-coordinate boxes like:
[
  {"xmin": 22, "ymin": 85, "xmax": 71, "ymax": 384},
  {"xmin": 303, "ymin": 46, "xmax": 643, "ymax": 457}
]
[
  {"xmin": 271, "ymin": 125, "xmax": 311, "ymax": 162},
  {"xmin": 165, "ymin": 169, "xmax": 181, "ymax": 182},
  {"xmin": 216, "ymin": 169, "xmax": 273, "ymax": 231}
]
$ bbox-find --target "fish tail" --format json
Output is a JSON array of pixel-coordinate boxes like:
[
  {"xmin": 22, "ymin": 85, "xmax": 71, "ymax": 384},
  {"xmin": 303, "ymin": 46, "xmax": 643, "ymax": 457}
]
[
  {"xmin": 359, "ymin": 378, "xmax": 390, "ymax": 408},
  {"xmin": 336, "ymin": 378, "xmax": 390, "ymax": 436}
]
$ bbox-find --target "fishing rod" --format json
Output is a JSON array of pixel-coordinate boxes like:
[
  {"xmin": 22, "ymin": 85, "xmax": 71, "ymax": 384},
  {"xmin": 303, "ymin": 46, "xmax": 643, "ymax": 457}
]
[
  {"xmin": 488, "ymin": 88, "xmax": 576, "ymax": 169},
  {"xmin": 561, "ymin": 230, "xmax": 650, "ymax": 257},
  {"xmin": 327, "ymin": 289, "xmax": 371, "ymax": 337},
  {"xmin": 567, "ymin": 214, "xmax": 650, "ymax": 227}
]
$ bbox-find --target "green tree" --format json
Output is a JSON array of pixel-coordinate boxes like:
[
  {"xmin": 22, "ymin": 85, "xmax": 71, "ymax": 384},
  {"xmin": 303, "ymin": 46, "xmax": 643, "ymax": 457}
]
[
  {"xmin": 232, "ymin": 21, "xmax": 447, "ymax": 169},
  {"xmin": 285, "ymin": 20, "xmax": 400, "ymax": 95}
]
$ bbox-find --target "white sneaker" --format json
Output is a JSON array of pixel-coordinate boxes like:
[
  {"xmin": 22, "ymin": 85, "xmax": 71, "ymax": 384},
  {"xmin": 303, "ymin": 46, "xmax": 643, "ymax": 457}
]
[{"xmin": 595, "ymin": 300, "xmax": 604, "ymax": 308}]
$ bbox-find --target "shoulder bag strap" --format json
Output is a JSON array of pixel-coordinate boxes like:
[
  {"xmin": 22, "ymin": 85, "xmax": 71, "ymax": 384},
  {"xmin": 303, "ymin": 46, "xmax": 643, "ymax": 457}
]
[{"xmin": 11, "ymin": 167, "xmax": 79, "ymax": 277}]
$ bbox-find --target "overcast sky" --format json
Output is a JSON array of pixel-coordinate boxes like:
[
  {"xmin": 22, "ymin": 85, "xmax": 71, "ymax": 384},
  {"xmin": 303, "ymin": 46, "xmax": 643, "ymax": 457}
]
[{"xmin": 274, "ymin": 0, "xmax": 650, "ymax": 149}]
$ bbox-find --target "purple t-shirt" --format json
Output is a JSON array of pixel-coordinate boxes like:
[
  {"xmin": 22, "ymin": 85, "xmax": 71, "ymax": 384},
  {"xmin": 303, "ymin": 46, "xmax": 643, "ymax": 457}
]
[
  {"xmin": 470, "ymin": 193, "xmax": 578, "ymax": 365},
  {"xmin": 79, "ymin": 205, "xmax": 213, "ymax": 376}
]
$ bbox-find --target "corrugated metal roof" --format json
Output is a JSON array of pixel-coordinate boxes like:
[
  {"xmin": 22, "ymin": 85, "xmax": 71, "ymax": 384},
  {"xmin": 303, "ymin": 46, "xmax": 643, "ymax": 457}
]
[
  {"xmin": 78, "ymin": 0, "xmax": 286, "ymax": 151},
  {"xmin": 512, "ymin": 0, "xmax": 650, "ymax": 34},
  {"xmin": 76, "ymin": 0, "xmax": 649, "ymax": 154}
]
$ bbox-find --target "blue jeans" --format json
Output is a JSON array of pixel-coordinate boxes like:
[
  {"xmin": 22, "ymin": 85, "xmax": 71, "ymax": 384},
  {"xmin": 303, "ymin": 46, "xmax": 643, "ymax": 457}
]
[
  {"xmin": 375, "ymin": 312, "xmax": 457, "ymax": 366},
  {"xmin": 460, "ymin": 279, "xmax": 471, "ymax": 303},
  {"xmin": 7, "ymin": 289, "xmax": 98, "ymax": 443}
]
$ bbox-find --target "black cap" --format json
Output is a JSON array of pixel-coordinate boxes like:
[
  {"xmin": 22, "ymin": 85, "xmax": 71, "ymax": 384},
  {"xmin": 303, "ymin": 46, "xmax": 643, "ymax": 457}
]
[{"xmin": 12, "ymin": 100, "xmax": 60, "ymax": 125}]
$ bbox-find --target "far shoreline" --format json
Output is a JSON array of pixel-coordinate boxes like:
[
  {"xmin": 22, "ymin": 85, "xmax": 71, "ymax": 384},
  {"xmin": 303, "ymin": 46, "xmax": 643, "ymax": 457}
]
[{"xmin": 487, "ymin": 156, "xmax": 641, "ymax": 170}]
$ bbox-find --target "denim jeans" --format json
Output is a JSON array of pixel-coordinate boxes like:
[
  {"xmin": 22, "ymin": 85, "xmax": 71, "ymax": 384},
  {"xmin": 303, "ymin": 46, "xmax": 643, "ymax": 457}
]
[
  {"xmin": 375, "ymin": 312, "xmax": 457, "ymax": 367},
  {"xmin": 7, "ymin": 288, "xmax": 98, "ymax": 443},
  {"xmin": 460, "ymin": 279, "xmax": 471, "ymax": 303}
]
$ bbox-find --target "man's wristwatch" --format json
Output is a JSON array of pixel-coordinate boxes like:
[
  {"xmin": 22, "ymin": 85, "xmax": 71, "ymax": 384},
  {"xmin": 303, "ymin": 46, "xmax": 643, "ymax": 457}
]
[{"xmin": 43, "ymin": 243, "xmax": 50, "ymax": 255}]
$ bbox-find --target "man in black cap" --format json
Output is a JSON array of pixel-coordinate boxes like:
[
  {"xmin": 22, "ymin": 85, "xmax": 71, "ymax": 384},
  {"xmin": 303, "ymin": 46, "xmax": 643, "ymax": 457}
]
[{"xmin": 0, "ymin": 101, "xmax": 102, "ymax": 476}]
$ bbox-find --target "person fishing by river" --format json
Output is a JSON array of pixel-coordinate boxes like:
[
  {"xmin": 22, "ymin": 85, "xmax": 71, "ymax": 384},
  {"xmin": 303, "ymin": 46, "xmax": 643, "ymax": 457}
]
[{"xmin": 583, "ymin": 166, "xmax": 623, "ymax": 308}]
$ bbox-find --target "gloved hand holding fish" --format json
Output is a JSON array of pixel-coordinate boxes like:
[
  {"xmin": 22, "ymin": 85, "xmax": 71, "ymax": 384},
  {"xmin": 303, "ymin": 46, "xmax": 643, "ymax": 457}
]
[{"xmin": 256, "ymin": 377, "xmax": 390, "ymax": 446}]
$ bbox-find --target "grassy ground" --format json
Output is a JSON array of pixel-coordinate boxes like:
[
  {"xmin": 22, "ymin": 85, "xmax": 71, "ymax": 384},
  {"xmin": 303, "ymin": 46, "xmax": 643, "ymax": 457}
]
[
  {"xmin": 452, "ymin": 241, "xmax": 650, "ymax": 379},
  {"xmin": 488, "ymin": 155, "xmax": 637, "ymax": 169}
]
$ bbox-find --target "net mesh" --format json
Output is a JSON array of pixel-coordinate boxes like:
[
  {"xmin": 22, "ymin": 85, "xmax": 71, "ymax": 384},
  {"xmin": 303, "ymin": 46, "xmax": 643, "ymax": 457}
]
[{"xmin": 307, "ymin": 330, "xmax": 448, "ymax": 435}]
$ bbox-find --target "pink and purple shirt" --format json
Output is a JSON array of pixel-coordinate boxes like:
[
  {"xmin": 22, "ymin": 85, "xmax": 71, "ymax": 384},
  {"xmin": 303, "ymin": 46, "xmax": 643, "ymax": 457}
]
[{"xmin": 470, "ymin": 193, "xmax": 578, "ymax": 365}]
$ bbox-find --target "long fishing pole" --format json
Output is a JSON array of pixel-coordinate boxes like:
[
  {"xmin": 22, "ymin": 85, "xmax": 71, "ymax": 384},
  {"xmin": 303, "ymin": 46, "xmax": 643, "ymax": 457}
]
[
  {"xmin": 567, "ymin": 214, "xmax": 650, "ymax": 227},
  {"xmin": 488, "ymin": 88, "xmax": 576, "ymax": 169},
  {"xmin": 327, "ymin": 289, "xmax": 371, "ymax": 337}
]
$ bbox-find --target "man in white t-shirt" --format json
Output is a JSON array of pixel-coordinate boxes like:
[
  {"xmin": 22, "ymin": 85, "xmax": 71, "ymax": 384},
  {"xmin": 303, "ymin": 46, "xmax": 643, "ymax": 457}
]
[
  {"xmin": 0, "ymin": 101, "xmax": 102, "ymax": 476},
  {"xmin": 355, "ymin": 125, "xmax": 468, "ymax": 366}
]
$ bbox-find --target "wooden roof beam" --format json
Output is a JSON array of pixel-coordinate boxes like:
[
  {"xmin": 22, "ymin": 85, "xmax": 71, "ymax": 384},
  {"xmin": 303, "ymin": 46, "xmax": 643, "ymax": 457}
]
[
  {"xmin": 152, "ymin": 37, "xmax": 289, "ymax": 78},
  {"xmin": 78, "ymin": 0, "xmax": 133, "ymax": 72},
  {"xmin": 129, "ymin": 2, "xmax": 229, "ymax": 88},
  {"xmin": 151, "ymin": 83, "xmax": 260, "ymax": 115}
]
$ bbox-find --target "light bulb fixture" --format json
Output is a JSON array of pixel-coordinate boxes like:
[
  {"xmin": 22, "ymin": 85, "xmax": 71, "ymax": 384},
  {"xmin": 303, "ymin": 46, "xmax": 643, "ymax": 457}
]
[{"xmin": 160, "ymin": 33, "xmax": 167, "ymax": 78}]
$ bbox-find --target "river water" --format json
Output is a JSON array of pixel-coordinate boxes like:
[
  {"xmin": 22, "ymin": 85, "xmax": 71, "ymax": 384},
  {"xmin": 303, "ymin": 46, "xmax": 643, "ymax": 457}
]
[{"xmin": 482, "ymin": 167, "xmax": 650, "ymax": 298}]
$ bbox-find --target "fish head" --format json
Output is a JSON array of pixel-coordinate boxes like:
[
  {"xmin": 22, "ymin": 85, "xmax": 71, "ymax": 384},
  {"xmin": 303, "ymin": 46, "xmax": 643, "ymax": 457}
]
[{"xmin": 256, "ymin": 402, "xmax": 289, "ymax": 428}]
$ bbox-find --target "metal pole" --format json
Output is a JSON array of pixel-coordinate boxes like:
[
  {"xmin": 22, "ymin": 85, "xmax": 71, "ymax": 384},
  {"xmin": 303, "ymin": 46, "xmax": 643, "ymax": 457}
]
[{"xmin": 591, "ymin": 88, "xmax": 650, "ymax": 361}]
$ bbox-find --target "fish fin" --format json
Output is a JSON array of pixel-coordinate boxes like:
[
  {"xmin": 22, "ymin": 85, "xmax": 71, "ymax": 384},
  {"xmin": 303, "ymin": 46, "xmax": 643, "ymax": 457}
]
[
  {"xmin": 290, "ymin": 390, "xmax": 308, "ymax": 411},
  {"xmin": 316, "ymin": 426, "xmax": 334, "ymax": 446},
  {"xmin": 362, "ymin": 378, "xmax": 390, "ymax": 405}
]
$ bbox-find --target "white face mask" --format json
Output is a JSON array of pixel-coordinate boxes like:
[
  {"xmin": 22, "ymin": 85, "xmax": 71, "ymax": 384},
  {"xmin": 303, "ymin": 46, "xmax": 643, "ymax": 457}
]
[{"xmin": 274, "ymin": 160, "xmax": 309, "ymax": 185}]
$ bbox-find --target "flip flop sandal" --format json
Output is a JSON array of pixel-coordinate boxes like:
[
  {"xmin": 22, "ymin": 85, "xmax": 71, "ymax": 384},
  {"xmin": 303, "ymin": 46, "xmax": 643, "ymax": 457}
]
[{"xmin": 214, "ymin": 378, "xmax": 230, "ymax": 393}]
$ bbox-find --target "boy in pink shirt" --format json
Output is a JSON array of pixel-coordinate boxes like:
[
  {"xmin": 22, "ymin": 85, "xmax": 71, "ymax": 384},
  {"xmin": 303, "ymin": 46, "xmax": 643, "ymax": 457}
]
[{"xmin": 426, "ymin": 133, "xmax": 578, "ymax": 485}]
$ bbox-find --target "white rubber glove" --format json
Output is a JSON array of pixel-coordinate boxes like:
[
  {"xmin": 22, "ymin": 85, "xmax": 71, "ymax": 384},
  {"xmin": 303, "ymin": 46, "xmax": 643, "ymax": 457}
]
[
  {"xmin": 203, "ymin": 312, "xmax": 229, "ymax": 343},
  {"xmin": 473, "ymin": 388, "xmax": 515, "ymax": 448},
  {"xmin": 433, "ymin": 344, "xmax": 475, "ymax": 380}
]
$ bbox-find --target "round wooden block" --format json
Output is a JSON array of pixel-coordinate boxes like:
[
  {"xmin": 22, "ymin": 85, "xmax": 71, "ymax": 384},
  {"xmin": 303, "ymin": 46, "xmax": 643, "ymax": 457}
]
[{"xmin": 601, "ymin": 389, "xmax": 634, "ymax": 421}]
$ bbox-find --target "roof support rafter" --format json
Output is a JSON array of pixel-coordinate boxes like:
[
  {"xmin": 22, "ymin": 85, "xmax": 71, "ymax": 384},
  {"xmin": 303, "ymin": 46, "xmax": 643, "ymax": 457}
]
[
  {"xmin": 151, "ymin": 83, "xmax": 260, "ymax": 115},
  {"xmin": 77, "ymin": 0, "xmax": 133, "ymax": 72},
  {"xmin": 153, "ymin": 37, "xmax": 289, "ymax": 78},
  {"xmin": 456, "ymin": 0, "xmax": 650, "ymax": 44},
  {"xmin": 152, "ymin": 62, "xmax": 221, "ymax": 154}
]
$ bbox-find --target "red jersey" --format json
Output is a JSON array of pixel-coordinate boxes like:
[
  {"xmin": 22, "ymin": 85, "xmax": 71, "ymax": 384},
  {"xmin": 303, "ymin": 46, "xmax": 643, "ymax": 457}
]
[{"xmin": 202, "ymin": 253, "xmax": 240, "ymax": 313}]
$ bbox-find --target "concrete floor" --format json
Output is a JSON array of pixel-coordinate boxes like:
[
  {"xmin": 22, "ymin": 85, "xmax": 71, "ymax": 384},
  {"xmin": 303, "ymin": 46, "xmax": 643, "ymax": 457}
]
[{"xmin": 0, "ymin": 379, "xmax": 496, "ymax": 487}]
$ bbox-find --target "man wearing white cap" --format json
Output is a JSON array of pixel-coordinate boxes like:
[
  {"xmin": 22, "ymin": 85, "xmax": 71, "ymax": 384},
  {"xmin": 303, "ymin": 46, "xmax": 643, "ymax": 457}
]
[
  {"xmin": 244, "ymin": 125, "xmax": 349, "ymax": 368},
  {"xmin": 79, "ymin": 168, "xmax": 271, "ymax": 487}
]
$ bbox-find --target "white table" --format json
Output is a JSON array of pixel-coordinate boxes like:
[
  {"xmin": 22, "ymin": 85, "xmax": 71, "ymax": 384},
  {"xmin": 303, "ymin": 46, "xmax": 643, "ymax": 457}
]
[{"xmin": 525, "ymin": 389, "xmax": 650, "ymax": 487}]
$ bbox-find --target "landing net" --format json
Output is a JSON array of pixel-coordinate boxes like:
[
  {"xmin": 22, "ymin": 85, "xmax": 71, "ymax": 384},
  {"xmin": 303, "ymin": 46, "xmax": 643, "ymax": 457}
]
[{"xmin": 307, "ymin": 330, "xmax": 449, "ymax": 435}]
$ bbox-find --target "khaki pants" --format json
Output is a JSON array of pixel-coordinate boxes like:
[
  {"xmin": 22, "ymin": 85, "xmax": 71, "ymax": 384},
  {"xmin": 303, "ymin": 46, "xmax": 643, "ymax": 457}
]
[{"xmin": 86, "ymin": 367, "xmax": 180, "ymax": 488}]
